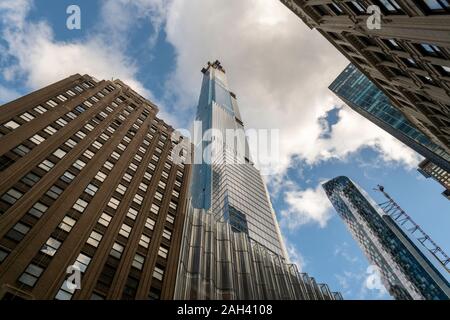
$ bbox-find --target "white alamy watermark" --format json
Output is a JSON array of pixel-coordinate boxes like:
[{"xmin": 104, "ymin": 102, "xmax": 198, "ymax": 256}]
[
  {"xmin": 366, "ymin": 5, "xmax": 381, "ymax": 30},
  {"xmin": 66, "ymin": 264, "xmax": 82, "ymax": 291},
  {"xmin": 66, "ymin": 5, "xmax": 81, "ymax": 30},
  {"xmin": 171, "ymin": 120, "xmax": 281, "ymax": 175}
]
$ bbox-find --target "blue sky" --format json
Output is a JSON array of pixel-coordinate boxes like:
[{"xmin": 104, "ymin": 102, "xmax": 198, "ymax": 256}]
[{"xmin": 1, "ymin": 0, "xmax": 449, "ymax": 300}]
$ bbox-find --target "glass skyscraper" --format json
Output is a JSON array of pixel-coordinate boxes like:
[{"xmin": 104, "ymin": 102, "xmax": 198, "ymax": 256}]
[
  {"xmin": 173, "ymin": 61, "xmax": 341, "ymax": 300},
  {"xmin": 329, "ymin": 64, "xmax": 450, "ymax": 173},
  {"xmin": 190, "ymin": 60, "xmax": 285, "ymax": 257},
  {"xmin": 323, "ymin": 176, "xmax": 450, "ymax": 300}
]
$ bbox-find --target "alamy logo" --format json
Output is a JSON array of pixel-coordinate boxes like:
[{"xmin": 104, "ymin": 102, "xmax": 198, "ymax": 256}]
[
  {"xmin": 66, "ymin": 5, "xmax": 81, "ymax": 30},
  {"xmin": 66, "ymin": 264, "xmax": 81, "ymax": 291},
  {"xmin": 366, "ymin": 5, "xmax": 381, "ymax": 30}
]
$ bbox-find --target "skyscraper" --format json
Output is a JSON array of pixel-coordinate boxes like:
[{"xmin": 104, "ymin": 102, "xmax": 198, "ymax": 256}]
[
  {"xmin": 174, "ymin": 61, "xmax": 342, "ymax": 300},
  {"xmin": 190, "ymin": 60, "xmax": 286, "ymax": 257},
  {"xmin": 0, "ymin": 74, "xmax": 191, "ymax": 300},
  {"xmin": 418, "ymin": 159, "xmax": 450, "ymax": 200},
  {"xmin": 323, "ymin": 176, "xmax": 450, "ymax": 300},
  {"xmin": 330, "ymin": 63, "xmax": 450, "ymax": 173},
  {"xmin": 281, "ymin": 0, "xmax": 450, "ymax": 153}
]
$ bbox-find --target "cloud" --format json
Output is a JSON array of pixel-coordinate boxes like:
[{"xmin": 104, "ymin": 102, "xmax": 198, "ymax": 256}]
[
  {"xmin": 283, "ymin": 237, "xmax": 306, "ymax": 271},
  {"xmin": 0, "ymin": 84, "xmax": 20, "ymax": 104},
  {"xmin": 163, "ymin": 0, "xmax": 421, "ymax": 175},
  {"xmin": 363, "ymin": 265, "xmax": 389, "ymax": 298},
  {"xmin": 0, "ymin": 0, "xmax": 161, "ymax": 101},
  {"xmin": 280, "ymin": 182, "xmax": 333, "ymax": 229},
  {"xmin": 334, "ymin": 242, "xmax": 359, "ymax": 264}
]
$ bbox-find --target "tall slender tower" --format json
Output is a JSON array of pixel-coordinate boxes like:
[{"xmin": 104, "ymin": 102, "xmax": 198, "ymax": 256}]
[
  {"xmin": 174, "ymin": 61, "xmax": 342, "ymax": 300},
  {"xmin": 323, "ymin": 176, "xmax": 450, "ymax": 300},
  {"xmin": 191, "ymin": 60, "xmax": 286, "ymax": 257}
]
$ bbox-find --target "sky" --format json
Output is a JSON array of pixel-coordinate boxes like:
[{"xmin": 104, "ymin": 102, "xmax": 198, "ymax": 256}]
[{"xmin": 0, "ymin": 0, "xmax": 449, "ymax": 300}]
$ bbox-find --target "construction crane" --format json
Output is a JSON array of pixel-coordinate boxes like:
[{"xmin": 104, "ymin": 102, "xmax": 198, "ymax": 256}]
[{"xmin": 374, "ymin": 185, "xmax": 450, "ymax": 274}]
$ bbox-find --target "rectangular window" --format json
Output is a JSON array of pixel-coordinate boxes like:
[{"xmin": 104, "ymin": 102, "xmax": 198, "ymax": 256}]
[
  {"xmin": 18, "ymin": 264, "xmax": 44, "ymax": 287},
  {"xmin": 1, "ymin": 188, "xmax": 23, "ymax": 205},
  {"xmin": 116, "ymin": 184, "xmax": 127, "ymax": 195},
  {"xmin": 139, "ymin": 234, "xmax": 150, "ymax": 248},
  {"xmin": 98, "ymin": 212, "xmax": 112, "ymax": 227},
  {"xmin": 127, "ymin": 208, "xmax": 138, "ymax": 220},
  {"xmin": 20, "ymin": 112, "xmax": 35, "ymax": 122},
  {"xmin": 34, "ymin": 105, "xmax": 47, "ymax": 114},
  {"xmin": 119, "ymin": 224, "xmax": 132, "ymax": 238},
  {"xmin": 53, "ymin": 149, "xmax": 67, "ymax": 159},
  {"xmin": 87, "ymin": 231, "xmax": 103, "ymax": 247},
  {"xmin": 132, "ymin": 254, "xmax": 145, "ymax": 270},
  {"xmin": 95, "ymin": 171, "xmax": 107, "ymax": 182},
  {"xmin": 29, "ymin": 202, "xmax": 48, "ymax": 218},
  {"xmin": 108, "ymin": 197, "xmax": 120, "ymax": 210},
  {"xmin": 158, "ymin": 246, "xmax": 168, "ymax": 259},
  {"xmin": 84, "ymin": 184, "xmax": 98, "ymax": 196},
  {"xmin": 73, "ymin": 198, "xmax": 89, "ymax": 213},
  {"xmin": 4, "ymin": 120, "xmax": 20, "ymax": 130},
  {"xmin": 153, "ymin": 266, "xmax": 164, "ymax": 281},
  {"xmin": 30, "ymin": 134, "xmax": 45, "ymax": 145},
  {"xmin": 38, "ymin": 159, "xmax": 55, "ymax": 172},
  {"xmin": 145, "ymin": 218, "xmax": 155, "ymax": 230},
  {"xmin": 41, "ymin": 237, "xmax": 61, "ymax": 256},
  {"xmin": 110, "ymin": 242, "xmax": 124, "ymax": 259},
  {"xmin": 22, "ymin": 172, "xmax": 40, "ymax": 186},
  {"xmin": 59, "ymin": 216, "xmax": 76, "ymax": 232},
  {"xmin": 46, "ymin": 185, "xmax": 63, "ymax": 199},
  {"xmin": 162, "ymin": 229, "xmax": 171, "ymax": 241}
]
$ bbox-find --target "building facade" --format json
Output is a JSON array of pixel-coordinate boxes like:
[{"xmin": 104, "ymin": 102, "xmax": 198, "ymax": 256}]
[
  {"xmin": 190, "ymin": 60, "xmax": 286, "ymax": 257},
  {"xmin": 174, "ymin": 61, "xmax": 341, "ymax": 300},
  {"xmin": 330, "ymin": 63, "xmax": 450, "ymax": 173},
  {"xmin": 0, "ymin": 74, "xmax": 191, "ymax": 300},
  {"xmin": 323, "ymin": 176, "xmax": 450, "ymax": 300},
  {"xmin": 418, "ymin": 159, "xmax": 450, "ymax": 199},
  {"xmin": 281, "ymin": 0, "xmax": 450, "ymax": 153}
]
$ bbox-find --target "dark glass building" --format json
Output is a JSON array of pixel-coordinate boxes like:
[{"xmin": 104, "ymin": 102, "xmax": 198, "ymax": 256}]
[
  {"xmin": 418, "ymin": 159, "xmax": 450, "ymax": 200},
  {"xmin": 0, "ymin": 74, "xmax": 191, "ymax": 300},
  {"xmin": 323, "ymin": 176, "xmax": 450, "ymax": 300},
  {"xmin": 330, "ymin": 64, "xmax": 450, "ymax": 173}
]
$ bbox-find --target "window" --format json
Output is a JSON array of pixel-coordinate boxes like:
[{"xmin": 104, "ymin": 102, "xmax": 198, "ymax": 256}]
[
  {"xmin": 132, "ymin": 254, "xmax": 145, "ymax": 270},
  {"xmin": 0, "ymin": 248, "xmax": 8, "ymax": 262},
  {"xmin": 169, "ymin": 201, "xmax": 177, "ymax": 210},
  {"xmin": 145, "ymin": 218, "xmax": 155, "ymax": 230},
  {"xmin": 73, "ymin": 159, "xmax": 86, "ymax": 170},
  {"xmin": 57, "ymin": 94, "xmax": 68, "ymax": 102},
  {"xmin": 161, "ymin": 171, "xmax": 169, "ymax": 179},
  {"xmin": 127, "ymin": 208, "xmax": 138, "ymax": 220},
  {"xmin": 84, "ymin": 184, "xmax": 98, "ymax": 196},
  {"xmin": 46, "ymin": 185, "xmax": 63, "ymax": 199},
  {"xmin": 29, "ymin": 202, "xmax": 48, "ymax": 218},
  {"xmin": 38, "ymin": 159, "xmax": 55, "ymax": 172},
  {"xmin": 34, "ymin": 105, "xmax": 47, "ymax": 114},
  {"xmin": 133, "ymin": 194, "xmax": 143, "ymax": 205},
  {"xmin": 123, "ymin": 173, "xmax": 132, "ymax": 182},
  {"xmin": 7, "ymin": 222, "xmax": 30, "ymax": 241},
  {"xmin": 162, "ymin": 229, "xmax": 171, "ymax": 241},
  {"xmin": 65, "ymin": 138, "xmax": 77, "ymax": 148},
  {"xmin": 150, "ymin": 203, "xmax": 160, "ymax": 215},
  {"xmin": 158, "ymin": 181, "xmax": 166, "ymax": 190},
  {"xmin": 22, "ymin": 172, "xmax": 40, "ymax": 186},
  {"xmin": 41, "ymin": 237, "xmax": 61, "ymax": 256},
  {"xmin": 376, "ymin": 0, "xmax": 403, "ymax": 13},
  {"xmin": 138, "ymin": 182, "xmax": 148, "ymax": 192},
  {"xmin": 166, "ymin": 214, "xmax": 175, "ymax": 224},
  {"xmin": 83, "ymin": 150, "xmax": 95, "ymax": 159},
  {"xmin": 119, "ymin": 224, "xmax": 132, "ymax": 238},
  {"xmin": 74, "ymin": 253, "xmax": 91, "ymax": 273},
  {"xmin": 419, "ymin": 43, "xmax": 442, "ymax": 57},
  {"xmin": 172, "ymin": 190, "xmax": 179, "ymax": 198},
  {"xmin": 87, "ymin": 231, "xmax": 103, "ymax": 247},
  {"xmin": 154, "ymin": 192, "xmax": 163, "ymax": 201},
  {"xmin": 158, "ymin": 246, "xmax": 168, "ymax": 259},
  {"xmin": 103, "ymin": 161, "xmax": 114, "ymax": 171},
  {"xmin": 1, "ymin": 188, "xmax": 23, "ymax": 205},
  {"xmin": 421, "ymin": 0, "xmax": 450, "ymax": 13},
  {"xmin": 44, "ymin": 125, "xmax": 57, "ymax": 135},
  {"xmin": 13, "ymin": 144, "xmax": 31, "ymax": 156},
  {"xmin": 108, "ymin": 197, "xmax": 120, "ymax": 210},
  {"xmin": 111, "ymin": 151, "xmax": 120, "ymax": 160},
  {"xmin": 95, "ymin": 171, "xmax": 107, "ymax": 182},
  {"xmin": 116, "ymin": 184, "xmax": 127, "ymax": 195},
  {"xmin": 61, "ymin": 171, "xmax": 75, "ymax": 183},
  {"xmin": 53, "ymin": 149, "xmax": 67, "ymax": 159},
  {"xmin": 110, "ymin": 242, "xmax": 124, "ymax": 259},
  {"xmin": 59, "ymin": 216, "xmax": 76, "ymax": 232},
  {"xmin": 20, "ymin": 112, "xmax": 35, "ymax": 121},
  {"xmin": 153, "ymin": 266, "xmax": 164, "ymax": 281},
  {"xmin": 139, "ymin": 234, "xmax": 150, "ymax": 248},
  {"xmin": 98, "ymin": 212, "xmax": 112, "ymax": 227},
  {"xmin": 73, "ymin": 198, "xmax": 89, "ymax": 213},
  {"xmin": 4, "ymin": 120, "xmax": 20, "ymax": 130},
  {"xmin": 75, "ymin": 130, "xmax": 86, "ymax": 139},
  {"xmin": 92, "ymin": 141, "xmax": 103, "ymax": 150},
  {"xmin": 18, "ymin": 264, "xmax": 44, "ymax": 287},
  {"xmin": 30, "ymin": 134, "xmax": 45, "ymax": 145}
]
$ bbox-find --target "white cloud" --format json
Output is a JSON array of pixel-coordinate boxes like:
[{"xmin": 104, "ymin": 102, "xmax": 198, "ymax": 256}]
[
  {"xmin": 280, "ymin": 182, "xmax": 333, "ymax": 229},
  {"xmin": 363, "ymin": 265, "xmax": 389, "ymax": 298},
  {"xmin": 283, "ymin": 236, "xmax": 306, "ymax": 271},
  {"xmin": 163, "ymin": 0, "xmax": 422, "ymax": 175},
  {"xmin": 0, "ymin": 85, "xmax": 20, "ymax": 104},
  {"xmin": 0, "ymin": 0, "xmax": 160, "ymax": 101}
]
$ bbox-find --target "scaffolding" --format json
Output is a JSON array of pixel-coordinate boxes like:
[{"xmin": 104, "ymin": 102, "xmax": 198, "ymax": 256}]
[{"xmin": 374, "ymin": 185, "xmax": 450, "ymax": 274}]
